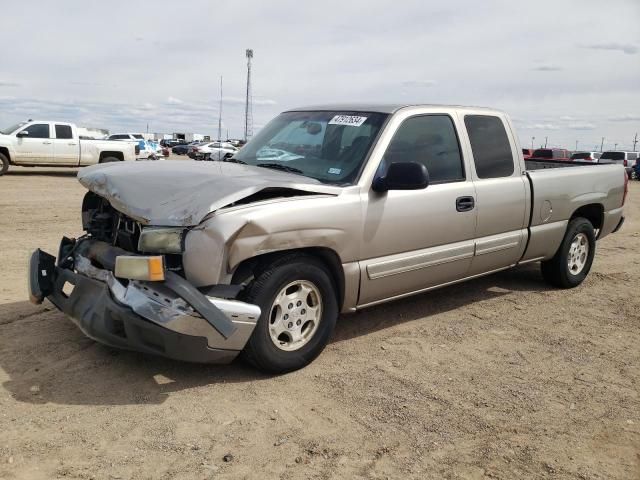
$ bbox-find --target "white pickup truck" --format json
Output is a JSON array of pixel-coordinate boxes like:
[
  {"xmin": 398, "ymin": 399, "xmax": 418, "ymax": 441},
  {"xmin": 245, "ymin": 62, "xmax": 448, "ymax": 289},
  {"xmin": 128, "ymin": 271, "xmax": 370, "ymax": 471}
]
[{"xmin": 0, "ymin": 120, "xmax": 137, "ymax": 175}]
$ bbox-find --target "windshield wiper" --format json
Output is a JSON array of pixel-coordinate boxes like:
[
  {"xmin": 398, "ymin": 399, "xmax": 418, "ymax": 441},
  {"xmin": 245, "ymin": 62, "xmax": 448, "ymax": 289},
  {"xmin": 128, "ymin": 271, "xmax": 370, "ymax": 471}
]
[{"xmin": 256, "ymin": 163, "xmax": 304, "ymax": 175}]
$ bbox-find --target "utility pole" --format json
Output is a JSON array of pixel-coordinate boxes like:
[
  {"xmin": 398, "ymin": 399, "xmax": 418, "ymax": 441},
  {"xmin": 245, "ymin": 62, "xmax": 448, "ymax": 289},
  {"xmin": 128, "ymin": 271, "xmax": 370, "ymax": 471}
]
[
  {"xmin": 217, "ymin": 75, "xmax": 223, "ymax": 142},
  {"xmin": 633, "ymin": 132, "xmax": 638, "ymax": 152},
  {"xmin": 531, "ymin": 136, "xmax": 535, "ymax": 149},
  {"xmin": 600, "ymin": 137, "xmax": 604, "ymax": 152},
  {"xmin": 614, "ymin": 143, "xmax": 617, "ymax": 150},
  {"xmin": 575, "ymin": 140, "xmax": 578, "ymax": 151},
  {"xmin": 544, "ymin": 136, "xmax": 548, "ymax": 148},
  {"xmin": 244, "ymin": 49, "xmax": 254, "ymax": 142}
]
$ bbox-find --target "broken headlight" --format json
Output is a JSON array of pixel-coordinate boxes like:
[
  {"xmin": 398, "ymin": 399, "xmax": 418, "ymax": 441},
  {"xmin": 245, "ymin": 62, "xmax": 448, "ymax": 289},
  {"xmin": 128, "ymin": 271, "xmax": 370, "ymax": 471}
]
[{"xmin": 138, "ymin": 227, "xmax": 185, "ymax": 254}]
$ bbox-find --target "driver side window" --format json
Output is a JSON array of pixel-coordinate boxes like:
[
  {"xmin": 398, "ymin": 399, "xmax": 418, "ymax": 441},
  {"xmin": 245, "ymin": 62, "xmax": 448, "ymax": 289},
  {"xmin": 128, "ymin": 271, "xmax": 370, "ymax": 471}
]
[
  {"xmin": 381, "ymin": 115, "xmax": 464, "ymax": 183},
  {"xmin": 20, "ymin": 124, "xmax": 50, "ymax": 139}
]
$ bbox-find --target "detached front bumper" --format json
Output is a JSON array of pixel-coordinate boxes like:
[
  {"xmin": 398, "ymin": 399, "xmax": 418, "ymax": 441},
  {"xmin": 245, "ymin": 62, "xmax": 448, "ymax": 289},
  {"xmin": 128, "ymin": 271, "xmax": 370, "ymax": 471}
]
[{"xmin": 28, "ymin": 240, "xmax": 260, "ymax": 364}]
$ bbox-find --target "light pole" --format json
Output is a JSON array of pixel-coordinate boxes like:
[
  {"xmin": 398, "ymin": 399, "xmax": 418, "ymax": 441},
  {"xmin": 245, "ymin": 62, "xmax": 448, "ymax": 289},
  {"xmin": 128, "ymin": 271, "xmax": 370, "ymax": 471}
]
[
  {"xmin": 544, "ymin": 136, "xmax": 548, "ymax": 148},
  {"xmin": 531, "ymin": 136, "xmax": 535, "ymax": 149},
  {"xmin": 600, "ymin": 137, "xmax": 605, "ymax": 152},
  {"xmin": 614, "ymin": 143, "xmax": 617, "ymax": 150},
  {"xmin": 575, "ymin": 140, "xmax": 578, "ymax": 151}
]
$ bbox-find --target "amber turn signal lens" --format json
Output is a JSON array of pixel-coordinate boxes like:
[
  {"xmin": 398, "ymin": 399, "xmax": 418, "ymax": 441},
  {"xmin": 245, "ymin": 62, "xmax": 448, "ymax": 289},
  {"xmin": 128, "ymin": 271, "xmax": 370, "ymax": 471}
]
[{"xmin": 114, "ymin": 256, "xmax": 165, "ymax": 281}]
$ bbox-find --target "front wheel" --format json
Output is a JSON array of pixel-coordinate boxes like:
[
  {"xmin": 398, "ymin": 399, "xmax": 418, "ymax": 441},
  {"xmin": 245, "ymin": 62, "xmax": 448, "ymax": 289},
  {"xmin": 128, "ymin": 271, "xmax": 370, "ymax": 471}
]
[
  {"xmin": 0, "ymin": 152, "xmax": 9, "ymax": 175},
  {"xmin": 240, "ymin": 255, "xmax": 338, "ymax": 373},
  {"xmin": 541, "ymin": 217, "xmax": 596, "ymax": 288}
]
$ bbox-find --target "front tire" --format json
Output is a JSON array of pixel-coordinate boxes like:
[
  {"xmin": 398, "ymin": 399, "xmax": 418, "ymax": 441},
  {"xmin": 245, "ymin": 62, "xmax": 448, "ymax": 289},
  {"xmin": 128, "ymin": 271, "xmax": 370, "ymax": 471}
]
[
  {"xmin": 241, "ymin": 254, "xmax": 339, "ymax": 373},
  {"xmin": 541, "ymin": 217, "xmax": 596, "ymax": 288},
  {"xmin": 0, "ymin": 153, "xmax": 9, "ymax": 175}
]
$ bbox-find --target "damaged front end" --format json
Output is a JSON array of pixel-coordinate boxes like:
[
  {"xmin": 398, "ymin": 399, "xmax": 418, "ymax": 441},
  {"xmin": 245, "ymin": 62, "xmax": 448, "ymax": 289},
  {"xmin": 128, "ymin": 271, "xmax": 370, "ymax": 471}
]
[{"xmin": 29, "ymin": 218, "xmax": 261, "ymax": 364}]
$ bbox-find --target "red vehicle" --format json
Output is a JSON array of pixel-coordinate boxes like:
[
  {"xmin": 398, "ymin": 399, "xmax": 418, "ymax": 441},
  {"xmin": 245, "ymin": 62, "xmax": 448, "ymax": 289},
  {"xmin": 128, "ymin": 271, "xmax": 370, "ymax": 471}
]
[
  {"xmin": 522, "ymin": 148, "xmax": 533, "ymax": 159},
  {"xmin": 528, "ymin": 148, "xmax": 571, "ymax": 161}
]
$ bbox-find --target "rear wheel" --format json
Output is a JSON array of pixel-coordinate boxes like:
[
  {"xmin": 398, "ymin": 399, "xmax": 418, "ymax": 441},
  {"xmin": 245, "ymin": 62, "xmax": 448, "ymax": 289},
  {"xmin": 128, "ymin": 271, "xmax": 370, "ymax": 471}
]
[
  {"xmin": 541, "ymin": 217, "xmax": 595, "ymax": 288},
  {"xmin": 0, "ymin": 153, "xmax": 9, "ymax": 175},
  {"xmin": 241, "ymin": 254, "xmax": 338, "ymax": 373}
]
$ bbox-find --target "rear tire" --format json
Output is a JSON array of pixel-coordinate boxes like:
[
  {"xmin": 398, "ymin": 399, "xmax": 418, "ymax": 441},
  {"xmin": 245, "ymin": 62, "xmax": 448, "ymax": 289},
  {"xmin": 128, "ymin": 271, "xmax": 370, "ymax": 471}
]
[
  {"xmin": 0, "ymin": 153, "xmax": 8, "ymax": 175},
  {"xmin": 240, "ymin": 254, "xmax": 339, "ymax": 373},
  {"xmin": 541, "ymin": 217, "xmax": 595, "ymax": 288},
  {"xmin": 99, "ymin": 156, "xmax": 120, "ymax": 163}
]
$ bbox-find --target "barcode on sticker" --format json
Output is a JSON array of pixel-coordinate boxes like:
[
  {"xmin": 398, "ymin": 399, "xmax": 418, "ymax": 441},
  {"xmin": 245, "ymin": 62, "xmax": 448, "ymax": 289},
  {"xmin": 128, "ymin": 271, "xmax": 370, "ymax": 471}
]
[{"xmin": 329, "ymin": 115, "xmax": 368, "ymax": 127}]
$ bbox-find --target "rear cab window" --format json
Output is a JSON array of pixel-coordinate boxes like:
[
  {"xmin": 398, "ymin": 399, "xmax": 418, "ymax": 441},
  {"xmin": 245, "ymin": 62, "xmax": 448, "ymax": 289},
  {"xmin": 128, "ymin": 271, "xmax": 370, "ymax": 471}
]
[
  {"xmin": 464, "ymin": 115, "xmax": 515, "ymax": 178},
  {"xmin": 55, "ymin": 124, "xmax": 73, "ymax": 139}
]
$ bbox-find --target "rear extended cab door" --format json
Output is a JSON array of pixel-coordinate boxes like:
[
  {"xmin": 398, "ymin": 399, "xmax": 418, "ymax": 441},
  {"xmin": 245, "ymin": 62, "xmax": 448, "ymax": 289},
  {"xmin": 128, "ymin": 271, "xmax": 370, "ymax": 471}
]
[
  {"xmin": 52, "ymin": 123, "xmax": 80, "ymax": 165},
  {"xmin": 456, "ymin": 110, "xmax": 531, "ymax": 276}
]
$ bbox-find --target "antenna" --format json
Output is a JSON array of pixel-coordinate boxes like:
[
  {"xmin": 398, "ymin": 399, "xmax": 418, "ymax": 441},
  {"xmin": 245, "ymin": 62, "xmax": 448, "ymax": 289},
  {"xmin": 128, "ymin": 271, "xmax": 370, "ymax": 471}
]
[
  {"xmin": 244, "ymin": 49, "xmax": 254, "ymax": 142},
  {"xmin": 218, "ymin": 75, "xmax": 223, "ymax": 142}
]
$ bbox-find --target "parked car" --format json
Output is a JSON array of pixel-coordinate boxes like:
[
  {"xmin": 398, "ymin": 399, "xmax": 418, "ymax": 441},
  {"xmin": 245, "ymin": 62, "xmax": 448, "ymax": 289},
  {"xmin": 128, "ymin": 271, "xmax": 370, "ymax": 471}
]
[
  {"xmin": 570, "ymin": 151, "xmax": 602, "ymax": 163},
  {"xmin": 109, "ymin": 133, "xmax": 160, "ymax": 160},
  {"xmin": 191, "ymin": 142, "xmax": 239, "ymax": 161},
  {"xmin": 528, "ymin": 148, "xmax": 572, "ymax": 161},
  {"xmin": 161, "ymin": 139, "xmax": 187, "ymax": 148},
  {"xmin": 522, "ymin": 148, "xmax": 533, "ymax": 159},
  {"xmin": 0, "ymin": 120, "xmax": 136, "ymax": 175},
  {"xmin": 29, "ymin": 104, "xmax": 627, "ymax": 373},
  {"xmin": 172, "ymin": 141, "xmax": 201, "ymax": 155},
  {"xmin": 599, "ymin": 151, "xmax": 639, "ymax": 178}
]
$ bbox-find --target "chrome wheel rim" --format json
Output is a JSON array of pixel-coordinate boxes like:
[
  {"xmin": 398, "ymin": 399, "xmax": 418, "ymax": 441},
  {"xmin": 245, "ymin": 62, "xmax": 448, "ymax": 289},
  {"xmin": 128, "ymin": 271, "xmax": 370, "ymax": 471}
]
[
  {"xmin": 268, "ymin": 280, "xmax": 322, "ymax": 352},
  {"xmin": 568, "ymin": 232, "xmax": 589, "ymax": 275}
]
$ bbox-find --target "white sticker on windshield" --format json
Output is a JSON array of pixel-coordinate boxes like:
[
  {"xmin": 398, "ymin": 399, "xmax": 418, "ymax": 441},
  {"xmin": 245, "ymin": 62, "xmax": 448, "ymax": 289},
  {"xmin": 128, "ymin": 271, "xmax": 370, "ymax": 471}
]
[
  {"xmin": 327, "ymin": 167, "xmax": 342, "ymax": 175},
  {"xmin": 329, "ymin": 115, "xmax": 368, "ymax": 127}
]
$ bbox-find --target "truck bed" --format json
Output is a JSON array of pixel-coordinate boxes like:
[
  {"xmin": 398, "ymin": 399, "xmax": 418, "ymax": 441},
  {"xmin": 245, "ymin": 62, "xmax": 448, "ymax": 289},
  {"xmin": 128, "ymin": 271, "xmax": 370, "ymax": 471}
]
[{"xmin": 525, "ymin": 159, "xmax": 604, "ymax": 170}]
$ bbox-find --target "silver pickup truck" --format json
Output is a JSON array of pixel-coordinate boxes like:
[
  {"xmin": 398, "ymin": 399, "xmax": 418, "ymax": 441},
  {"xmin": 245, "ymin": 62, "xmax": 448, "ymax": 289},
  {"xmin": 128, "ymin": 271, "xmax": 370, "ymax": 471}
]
[{"xmin": 29, "ymin": 104, "xmax": 627, "ymax": 372}]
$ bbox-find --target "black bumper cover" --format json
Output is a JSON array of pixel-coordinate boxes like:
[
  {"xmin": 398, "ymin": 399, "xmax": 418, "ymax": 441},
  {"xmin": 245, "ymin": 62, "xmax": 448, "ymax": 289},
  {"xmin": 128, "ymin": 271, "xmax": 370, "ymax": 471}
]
[{"xmin": 30, "ymin": 249, "xmax": 238, "ymax": 364}]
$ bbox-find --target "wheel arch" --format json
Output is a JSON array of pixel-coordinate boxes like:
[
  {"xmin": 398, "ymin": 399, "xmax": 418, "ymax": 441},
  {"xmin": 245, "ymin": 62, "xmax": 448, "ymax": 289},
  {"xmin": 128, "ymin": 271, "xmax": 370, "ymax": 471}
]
[
  {"xmin": 0, "ymin": 146, "xmax": 12, "ymax": 164},
  {"xmin": 231, "ymin": 247, "xmax": 346, "ymax": 310},
  {"xmin": 570, "ymin": 203, "xmax": 604, "ymax": 234},
  {"xmin": 99, "ymin": 151, "xmax": 124, "ymax": 162}
]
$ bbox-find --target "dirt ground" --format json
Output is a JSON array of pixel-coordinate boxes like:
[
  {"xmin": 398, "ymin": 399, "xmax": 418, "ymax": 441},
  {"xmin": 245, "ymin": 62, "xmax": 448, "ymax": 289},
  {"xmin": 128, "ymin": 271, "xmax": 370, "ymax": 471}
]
[{"xmin": 0, "ymin": 165, "xmax": 638, "ymax": 480}]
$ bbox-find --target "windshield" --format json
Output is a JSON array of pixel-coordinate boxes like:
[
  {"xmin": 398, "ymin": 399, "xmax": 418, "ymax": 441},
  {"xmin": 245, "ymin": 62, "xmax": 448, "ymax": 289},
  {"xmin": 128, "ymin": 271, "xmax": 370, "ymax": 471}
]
[
  {"xmin": 233, "ymin": 111, "xmax": 388, "ymax": 185},
  {"xmin": 1, "ymin": 121, "xmax": 28, "ymax": 135},
  {"xmin": 600, "ymin": 151, "xmax": 624, "ymax": 160},
  {"xmin": 532, "ymin": 149, "xmax": 553, "ymax": 158}
]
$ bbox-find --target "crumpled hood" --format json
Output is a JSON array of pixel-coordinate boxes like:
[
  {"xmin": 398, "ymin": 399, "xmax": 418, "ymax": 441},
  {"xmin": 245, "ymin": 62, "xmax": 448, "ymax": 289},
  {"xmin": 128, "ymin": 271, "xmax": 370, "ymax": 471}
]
[{"xmin": 78, "ymin": 160, "xmax": 339, "ymax": 226}]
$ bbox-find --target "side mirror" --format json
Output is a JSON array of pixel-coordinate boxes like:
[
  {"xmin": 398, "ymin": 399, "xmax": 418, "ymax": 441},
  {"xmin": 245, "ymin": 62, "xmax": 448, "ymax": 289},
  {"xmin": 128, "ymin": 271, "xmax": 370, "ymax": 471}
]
[
  {"xmin": 16, "ymin": 130, "xmax": 29, "ymax": 138},
  {"xmin": 372, "ymin": 161, "xmax": 429, "ymax": 192}
]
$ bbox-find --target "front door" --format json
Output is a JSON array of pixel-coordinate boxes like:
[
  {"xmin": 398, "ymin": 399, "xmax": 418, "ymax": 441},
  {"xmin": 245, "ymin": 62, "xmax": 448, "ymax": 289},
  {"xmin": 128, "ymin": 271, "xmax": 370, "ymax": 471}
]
[
  {"xmin": 358, "ymin": 113, "xmax": 477, "ymax": 306},
  {"xmin": 15, "ymin": 123, "xmax": 53, "ymax": 164}
]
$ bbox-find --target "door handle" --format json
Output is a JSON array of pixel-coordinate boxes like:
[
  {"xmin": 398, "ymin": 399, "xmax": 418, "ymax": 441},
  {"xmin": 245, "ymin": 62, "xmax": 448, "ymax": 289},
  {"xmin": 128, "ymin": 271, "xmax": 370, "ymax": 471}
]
[
  {"xmin": 456, "ymin": 196, "xmax": 475, "ymax": 212},
  {"xmin": 42, "ymin": 141, "xmax": 52, "ymax": 145},
  {"xmin": 68, "ymin": 143, "xmax": 77, "ymax": 146}
]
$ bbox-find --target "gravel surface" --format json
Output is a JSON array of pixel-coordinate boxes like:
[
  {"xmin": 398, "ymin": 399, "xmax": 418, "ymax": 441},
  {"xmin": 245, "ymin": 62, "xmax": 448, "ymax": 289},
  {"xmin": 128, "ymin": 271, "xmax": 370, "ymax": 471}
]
[{"xmin": 0, "ymin": 165, "xmax": 638, "ymax": 479}]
